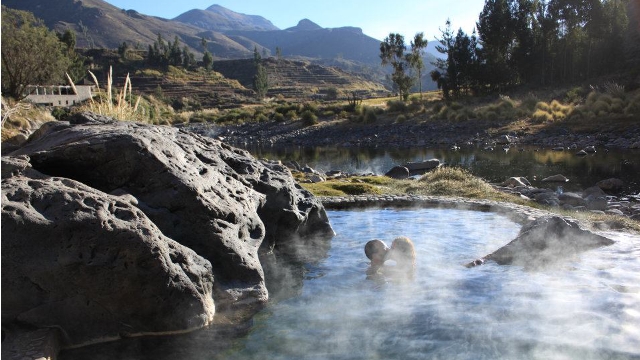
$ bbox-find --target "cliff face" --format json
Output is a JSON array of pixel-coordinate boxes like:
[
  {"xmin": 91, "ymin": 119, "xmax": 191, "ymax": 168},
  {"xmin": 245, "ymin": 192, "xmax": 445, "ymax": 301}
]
[{"xmin": 1, "ymin": 112, "xmax": 334, "ymax": 348}]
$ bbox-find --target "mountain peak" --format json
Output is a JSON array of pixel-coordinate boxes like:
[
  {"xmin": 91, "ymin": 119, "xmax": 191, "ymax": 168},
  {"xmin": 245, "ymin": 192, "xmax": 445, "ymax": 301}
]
[
  {"xmin": 291, "ymin": 19, "xmax": 322, "ymax": 31},
  {"xmin": 174, "ymin": 4, "xmax": 278, "ymax": 32}
]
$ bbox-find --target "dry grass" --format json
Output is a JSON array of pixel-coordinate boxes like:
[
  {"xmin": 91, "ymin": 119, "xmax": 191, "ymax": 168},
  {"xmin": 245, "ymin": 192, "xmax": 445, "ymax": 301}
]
[
  {"xmin": 1, "ymin": 97, "xmax": 55, "ymax": 141},
  {"xmin": 78, "ymin": 67, "xmax": 143, "ymax": 121}
]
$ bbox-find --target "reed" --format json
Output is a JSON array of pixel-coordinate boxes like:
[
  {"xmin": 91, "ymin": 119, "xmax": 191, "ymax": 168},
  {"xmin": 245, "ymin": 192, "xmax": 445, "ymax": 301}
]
[{"xmin": 81, "ymin": 66, "xmax": 143, "ymax": 121}]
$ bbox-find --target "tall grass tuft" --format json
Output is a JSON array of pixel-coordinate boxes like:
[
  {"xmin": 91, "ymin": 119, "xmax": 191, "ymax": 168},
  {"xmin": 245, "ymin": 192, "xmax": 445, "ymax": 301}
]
[{"xmin": 82, "ymin": 67, "xmax": 143, "ymax": 121}]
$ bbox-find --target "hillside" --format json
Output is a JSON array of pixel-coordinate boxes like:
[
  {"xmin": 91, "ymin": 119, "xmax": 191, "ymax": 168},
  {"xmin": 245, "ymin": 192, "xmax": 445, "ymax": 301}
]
[
  {"xmin": 173, "ymin": 4, "xmax": 279, "ymax": 32},
  {"xmin": 213, "ymin": 58, "xmax": 387, "ymax": 99},
  {"xmin": 1, "ymin": 1, "xmax": 439, "ymax": 90}
]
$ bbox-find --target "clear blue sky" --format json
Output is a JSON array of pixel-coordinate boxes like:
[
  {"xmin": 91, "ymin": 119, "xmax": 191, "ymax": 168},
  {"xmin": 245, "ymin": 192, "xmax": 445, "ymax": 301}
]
[{"xmin": 103, "ymin": 0, "xmax": 485, "ymax": 41}]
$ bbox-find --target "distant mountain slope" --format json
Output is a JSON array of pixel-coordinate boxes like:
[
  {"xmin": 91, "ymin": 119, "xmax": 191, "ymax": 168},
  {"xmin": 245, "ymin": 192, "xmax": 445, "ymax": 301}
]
[
  {"xmin": 225, "ymin": 19, "xmax": 382, "ymax": 65},
  {"xmin": 1, "ymin": 1, "xmax": 437, "ymax": 90},
  {"xmin": 1, "ymin": 0, "xmax": 253, "ymax": 58},
  {"xmin": 174, "ymin": 4, "xmax": 279, "ymax": 32}
]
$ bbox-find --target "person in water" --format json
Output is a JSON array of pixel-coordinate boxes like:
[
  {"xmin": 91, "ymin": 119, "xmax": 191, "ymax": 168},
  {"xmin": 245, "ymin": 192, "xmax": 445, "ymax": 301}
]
[
  {"xmin": 364, "ymin": 239, "xmax": 389, "ymax": 275},
  {"xmin": 365, "ymin": 237, "xmax": 415, "ymax": 278}
]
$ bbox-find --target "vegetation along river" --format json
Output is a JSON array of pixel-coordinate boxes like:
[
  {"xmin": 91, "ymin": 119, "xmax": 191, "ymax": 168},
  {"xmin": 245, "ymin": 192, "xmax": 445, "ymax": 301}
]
[{"xmin": 244, "ymin": 145, "xmax": 640, "ymax": 197}]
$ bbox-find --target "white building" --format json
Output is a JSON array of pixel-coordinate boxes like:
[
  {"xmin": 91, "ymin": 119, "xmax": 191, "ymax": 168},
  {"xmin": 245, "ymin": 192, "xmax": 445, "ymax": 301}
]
[{"xmin": 25, "ymin": 85, "xmax": 94, "ymax": 107}]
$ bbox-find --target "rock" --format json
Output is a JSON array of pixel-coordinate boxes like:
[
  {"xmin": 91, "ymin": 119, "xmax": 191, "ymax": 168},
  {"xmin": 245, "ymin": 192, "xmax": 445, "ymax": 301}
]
[
  {"xmin": 1, "ymin": 157, "xmax": 215, "ymax": 346},
  {"xmin": 3, "ymin": 115, "xmax": 334, "ymax": 340},
  {"xmin": 534, "ymin": 191, "xmax": 559, "ymax": 206},
  {"xmin": 605, "ymin": 209, "xmax": 625, "ymax": 216},
  {"xmin": 575, "ymin": 150, "xmax": 588, "ymax": 156},
  {"xmin": 466, "ymin": 216, "xmax": 614, "ymax": 269},
  {"xmin": 583, "ymin": 186, "xmax": 607, "ymax": 198},
  {"xmin": 597, "ymin": 178, "xmax": 624, "ymax": 191},
  {"xmin": 403, "ymin": 159, "xmax": 441, "ymax": 172},
  {"xmin": 385, "ymin": 166, "xmax": 410, "ymax": 179},
  {"xmin": 308, "ymin": 174, "xmax": 325, "ymax": 183},
  {"xmin": 302, "ymin": 165, "xmax": 318, "ymax": 174},
  {"xmin": 585, "ymin": 196, "xmax": 609, "ymax": 211},
  {"xmin": 501, "ymin": 177, "xmax": 531, "ymax": 187},
  {"xmin": 559, "ymin": 192, "xmax": 587, "ymax": 206},
  {"xmin": 496, "ymin": 135, "xmax": 512, "ymax": 144},
  {"xmin": 630, "ymin": 141, "xmax": 640, "ymax": 149},
  {"xmin": 584, "ymin": 145, "xmax": 597, "ymax": 153},
  {"xmin": 552, "ymin": 146, "xmax": 564, "ymax": 151},
  {"xmin": 541, "ymin": 174, "xmax": 569, "ymax": 182}
]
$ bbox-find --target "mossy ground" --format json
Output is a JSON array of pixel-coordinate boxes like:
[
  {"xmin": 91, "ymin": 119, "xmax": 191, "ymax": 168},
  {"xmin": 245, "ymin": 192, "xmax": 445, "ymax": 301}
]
[{"xmin": 299, "ymin": 167, "xmax": 640, "ymax": 233}]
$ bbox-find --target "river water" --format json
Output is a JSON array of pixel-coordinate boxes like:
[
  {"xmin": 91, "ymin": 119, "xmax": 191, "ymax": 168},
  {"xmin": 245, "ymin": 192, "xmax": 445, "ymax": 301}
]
[
  {"xmin": 61, "ymin": 208, "xmax": 640, "ymax": 360},
  {"xmin": 245, "ymin": 145, "xmax": 640, "ymax": 196}
]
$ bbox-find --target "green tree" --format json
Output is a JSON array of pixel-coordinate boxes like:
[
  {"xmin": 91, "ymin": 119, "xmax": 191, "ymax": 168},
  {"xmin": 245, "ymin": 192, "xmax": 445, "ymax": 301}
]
[
  {"xmin": 169, "ymin": 36, "xmax": 183, "ymax": 66},
  {"xmin": 253, "ymin": 46, "xmax": 262, "ymax": 64},
  {"xmin": 1, "ymin": 6, "xmax": 71, "ymax": 99},
  {"xmin": 380, "ymin": 33, "xmax": 413, "ymax": 100},
  {"xmin": 408, "ymin": 32, "xmax": 428, "ymax": 99},
  {"xmin": 253, "ymin": 62, "xmax": 269, "ymax": 99},
  {"xmin": 203, "ymin": 51, "xmax": 213, "ymax": 71},
  {"xmin": 476, "ymin": 0, "xmax": 516, "ymax": 91}
]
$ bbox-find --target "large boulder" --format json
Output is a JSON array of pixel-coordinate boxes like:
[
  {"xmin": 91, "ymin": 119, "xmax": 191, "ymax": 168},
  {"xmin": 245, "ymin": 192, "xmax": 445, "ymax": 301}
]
[
  {"xmin": 2, "ymin": 114, "xmax": 334, "ymax": 344},
  {"xmin": 1, "ymin": 156, "xmax": 215, "ymax": 346},
  {"xmin": 466, "ymin": 216, "xmax": 614, "ymax": 269}
]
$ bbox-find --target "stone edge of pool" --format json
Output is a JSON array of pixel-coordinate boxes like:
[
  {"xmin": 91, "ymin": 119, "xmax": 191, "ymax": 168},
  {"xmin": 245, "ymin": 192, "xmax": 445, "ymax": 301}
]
[{"xmin": 319, "ymin": 195, "xmax": 550, "ymax": 225}]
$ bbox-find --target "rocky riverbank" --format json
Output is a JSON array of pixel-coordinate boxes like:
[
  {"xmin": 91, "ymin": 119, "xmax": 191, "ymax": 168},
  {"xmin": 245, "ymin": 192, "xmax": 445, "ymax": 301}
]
[{"xmin": 187, "ymin": 116, "xmax": 640, "ymax": 150}]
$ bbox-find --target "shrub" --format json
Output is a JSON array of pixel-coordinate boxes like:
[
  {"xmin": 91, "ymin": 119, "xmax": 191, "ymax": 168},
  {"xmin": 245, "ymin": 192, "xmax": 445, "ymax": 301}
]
[
  {"xmin": 301, "ymin": 110, "xmax": 318, "ymax": 126},
  {"xmin": 285, "ymin": 110, "xmax": 298, "ymax": 120},
  {"xmin": 51, "ymin": 107, "xmax": 70, "ymax": 121},
  {"xmin": 532, "ymin": 109, "xmax": 553, "ymax": 123},
  {"xmin": 396, "ymin": 114, "xmax": 407, "ymax": 123},
  {"xmin": 273, "ymin": 112, "xmax": 285, "ymax": 122},
  {"xmin": 536, "ymin": 101, "xmax": 551, "ymax": 112},
  {"xmin": 302, "ymin": 102, "xmax": 318, "ymax": 114},
  {"xmin": 255, "ymin": 113, "xmax": 269, "ymax": 122},
  {"xmin": 624, "ymin": 93, "xmax": 640, "ymax": 115},
  {"xmin": 322, "ymin": 110, "xmax": 335, "ymax": 118},
  {"xmin": 586, "ymin": 91, "xmax": 599, "ymax": 106},
  {"xmin": 386, "ymin": 100, "xmax": 407, "ymax": 113},
  {"xmin": 363, "ymin": 107, "xmax": 377, "ymax": 123}
]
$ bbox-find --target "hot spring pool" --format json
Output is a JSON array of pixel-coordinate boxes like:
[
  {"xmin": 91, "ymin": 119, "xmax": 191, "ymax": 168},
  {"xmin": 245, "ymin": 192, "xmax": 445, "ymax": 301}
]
[
  {"xmin": 223, "ymin": 209, "xmax": 640, "ymax": 360},
  {"xmin": 61, "ymin": 208, "xmax": 640, "ymax": 360}
]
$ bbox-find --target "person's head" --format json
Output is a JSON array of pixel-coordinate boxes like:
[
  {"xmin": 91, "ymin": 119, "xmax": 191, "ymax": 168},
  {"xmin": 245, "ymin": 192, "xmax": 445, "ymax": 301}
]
[
  {"xmin": 365, "ymin": 239, "xmax": 389, "ymax": 267},
  {"xmin": 387, "ymin": 236, "xmax": 416, "ymax": 267}
]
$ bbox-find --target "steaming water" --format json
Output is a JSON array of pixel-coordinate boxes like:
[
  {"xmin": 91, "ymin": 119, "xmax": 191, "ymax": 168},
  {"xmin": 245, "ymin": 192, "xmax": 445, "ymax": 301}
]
[
  {"xmin": 223, "ymin": 209, "xmax": 640, "ymax": 360},
  {"xmin": 60, "ymin": 209, "xmax": 640, "ymax": 360}
]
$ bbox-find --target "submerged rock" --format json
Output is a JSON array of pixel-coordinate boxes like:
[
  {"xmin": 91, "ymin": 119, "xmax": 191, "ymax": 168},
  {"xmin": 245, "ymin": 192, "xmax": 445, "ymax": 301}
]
[
  {"xmin": 466, "ymin": 216, "xmax": 614, "ymax": 269},
  {"xmin": 2, "ymin": 113, "xmax": 334, "ymax": 348}
]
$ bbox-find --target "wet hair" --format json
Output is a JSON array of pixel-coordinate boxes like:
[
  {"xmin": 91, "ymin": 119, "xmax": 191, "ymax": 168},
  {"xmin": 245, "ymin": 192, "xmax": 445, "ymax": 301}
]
[
  {"xmin": 365, "ymin": 239, "xmax": 387, "ymax": 260},
  {"xmin": 390, "ymin": 237, "xmax": 416, "ymax": 267}
]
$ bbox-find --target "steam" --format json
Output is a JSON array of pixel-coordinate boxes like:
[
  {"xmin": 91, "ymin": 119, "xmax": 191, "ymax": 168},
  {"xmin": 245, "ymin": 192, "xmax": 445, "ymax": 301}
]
[
  {"xmin": 60, "ymin": 209, "xmax": 640, "ymax": 359},
  {"xmin": 227, "ymin": 209, "xmax": 640, "ymax": 359}
]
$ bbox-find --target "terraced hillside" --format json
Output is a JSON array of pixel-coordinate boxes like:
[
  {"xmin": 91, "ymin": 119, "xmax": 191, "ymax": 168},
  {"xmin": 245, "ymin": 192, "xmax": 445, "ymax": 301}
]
[{"xmin": 214, "ymin": 58, "xmax": 388, "ymax": 99}]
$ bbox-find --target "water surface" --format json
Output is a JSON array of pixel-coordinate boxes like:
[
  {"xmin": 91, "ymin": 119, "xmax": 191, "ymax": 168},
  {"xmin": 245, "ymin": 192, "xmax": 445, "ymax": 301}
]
[
  {"xmin": 60, "ymin": 209, "xmax": 640, "ymax": 360},
  {"xmin": 246, "ymin": 145, "xmax": 640, "ymax": 196},
  {"xmin": 224, "ymin": 209, "xmax": 640, "ymax": 360}
]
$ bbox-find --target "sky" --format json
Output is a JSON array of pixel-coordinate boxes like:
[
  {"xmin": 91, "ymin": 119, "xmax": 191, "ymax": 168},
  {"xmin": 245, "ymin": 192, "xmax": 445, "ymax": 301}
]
[{"xmin": 103, "ymin": 0, "xmax": 486, "ymax": 41}]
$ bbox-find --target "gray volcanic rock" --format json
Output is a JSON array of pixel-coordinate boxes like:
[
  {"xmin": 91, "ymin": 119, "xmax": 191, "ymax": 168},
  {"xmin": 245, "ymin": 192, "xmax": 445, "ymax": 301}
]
[
  {"xmin": 1, "ymin": 156, "xmax": 215, "ymax": 346},
  {"xmin": 467, "ymin": 216, "xmax": 614, "ymax": 269},
  {"xmin": 4, "ymin": 114, "xmax": 333, "ymax": 332}
]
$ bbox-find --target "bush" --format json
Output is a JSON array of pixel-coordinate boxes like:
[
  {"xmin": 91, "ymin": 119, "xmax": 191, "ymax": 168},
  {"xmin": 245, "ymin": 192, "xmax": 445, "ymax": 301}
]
[
  {"xmin": 273, "ymin": 112, "xmax": 285, "ymax": 122},
  {"xmin": 301, "ymin": 110, "xmax": 318, "ymax": 126},
  {"xmin": 285, "ymin": 110, "xmax": 298, "ymax": 120},
  {"xmin": 363, "ymin": 107, "xmax": 377, "ymax": 123},
  {"xmin": 396, "ymin": 114, "xmax": 407, "ymax": 123},
  {"xmin": 532, "ymin": 109, "xmax": 553, "ymax": 123},
  {"xmin": 51, "ymin": 107, "xmax": 70, "ymax": 121},
  {"xmin": 386, "ymin": 100, "xmax": 407, "ymax": 113}
]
